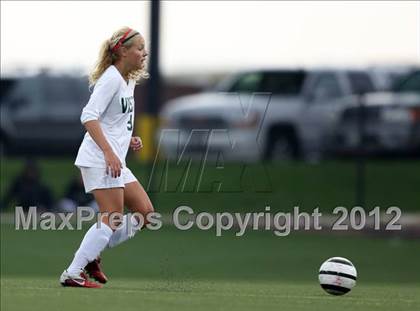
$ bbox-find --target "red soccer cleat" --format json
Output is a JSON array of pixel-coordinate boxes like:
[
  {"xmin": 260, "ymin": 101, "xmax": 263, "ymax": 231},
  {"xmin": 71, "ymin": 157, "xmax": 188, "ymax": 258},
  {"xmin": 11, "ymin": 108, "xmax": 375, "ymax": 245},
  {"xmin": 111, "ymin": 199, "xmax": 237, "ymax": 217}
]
[
  {"xmin": 85, "ymin": 257, "xmax": 108, "ymax": 284},
  {"xmin": 60, "ymin": 270, "xmax": 102, "ymax": 288}
]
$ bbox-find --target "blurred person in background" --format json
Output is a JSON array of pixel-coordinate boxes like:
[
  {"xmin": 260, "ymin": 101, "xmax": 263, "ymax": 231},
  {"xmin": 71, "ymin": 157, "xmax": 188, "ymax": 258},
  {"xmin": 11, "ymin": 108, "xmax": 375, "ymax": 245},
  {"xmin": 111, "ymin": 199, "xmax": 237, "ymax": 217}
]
[
  {"xmin": 56, "ymin": 174, "xmax": 98, "ymax": 213},
  {"xmin": 60, "ymin": 26, "xmax": 154, "ymax": 288},
  {"xmin": 2, "ymin": 158, "xmax": 53, "ymax": 212}
]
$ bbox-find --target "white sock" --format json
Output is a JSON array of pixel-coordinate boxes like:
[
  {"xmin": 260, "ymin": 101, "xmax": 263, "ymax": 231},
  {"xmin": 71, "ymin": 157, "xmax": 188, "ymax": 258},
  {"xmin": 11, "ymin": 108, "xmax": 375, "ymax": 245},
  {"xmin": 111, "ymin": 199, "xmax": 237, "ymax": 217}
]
[
  {"xmin": 108, "ymin": 214, "xmax": 141, "ymax": 248},
  {"xmin": 67, "ymin": 222, "xmax": 113, "ymax": 275}
]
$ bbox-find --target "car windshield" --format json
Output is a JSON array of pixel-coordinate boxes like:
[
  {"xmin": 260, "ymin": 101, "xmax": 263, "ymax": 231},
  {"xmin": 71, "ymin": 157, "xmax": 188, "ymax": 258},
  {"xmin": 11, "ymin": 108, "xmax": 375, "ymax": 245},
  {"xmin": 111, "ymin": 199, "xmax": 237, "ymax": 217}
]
[
  {"xmin": 260, "ymin": 71, "xmax": 306, "ymax": 95},
  {"xmin": 228, "ymin": 71, "xmax": 306, "ymax": 95},
  {"xmin": 393, "ymin": 71, "xmax": 420, "ymax": 93},
  {"xmin": 228, "ymin": 72, "xmax": 264, "ymax": 93}
]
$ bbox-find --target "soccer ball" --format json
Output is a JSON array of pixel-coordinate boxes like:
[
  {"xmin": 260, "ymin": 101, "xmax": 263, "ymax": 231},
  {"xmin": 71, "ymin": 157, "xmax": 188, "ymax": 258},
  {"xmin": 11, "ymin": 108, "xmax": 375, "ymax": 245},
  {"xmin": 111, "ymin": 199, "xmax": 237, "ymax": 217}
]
[{"xmin": 318, "ymin": 257, "xmax": 357, "ymax": 295}]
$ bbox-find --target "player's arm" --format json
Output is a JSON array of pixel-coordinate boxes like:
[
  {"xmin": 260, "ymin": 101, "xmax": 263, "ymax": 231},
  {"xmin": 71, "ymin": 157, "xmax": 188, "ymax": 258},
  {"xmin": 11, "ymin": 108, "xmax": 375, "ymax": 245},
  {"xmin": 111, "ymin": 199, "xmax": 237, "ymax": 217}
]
[
  {"xmin": 80, "ymin": 74, "xmax": 122, "ymax": 178},
  {"xmin": 83, "ymin": 120, "xmax": 122, "ymax": 178},
  {"xmin": 130, "ymin": 136, "xmax": 143, "ymax": 151}
]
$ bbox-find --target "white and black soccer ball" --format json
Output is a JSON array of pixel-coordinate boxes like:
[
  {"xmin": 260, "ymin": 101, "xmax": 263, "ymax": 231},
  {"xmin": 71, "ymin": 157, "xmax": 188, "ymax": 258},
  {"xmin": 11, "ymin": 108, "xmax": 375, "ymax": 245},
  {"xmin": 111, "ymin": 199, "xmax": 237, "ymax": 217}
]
[{"xmin": 318, "ymin": 257, "xmax": 357, "ymax": 295}]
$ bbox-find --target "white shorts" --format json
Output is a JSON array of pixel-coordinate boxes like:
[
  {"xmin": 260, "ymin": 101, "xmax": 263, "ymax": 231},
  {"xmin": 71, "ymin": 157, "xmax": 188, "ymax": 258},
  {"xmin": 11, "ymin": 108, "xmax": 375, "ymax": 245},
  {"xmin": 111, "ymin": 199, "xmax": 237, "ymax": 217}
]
[{"xmin": 78, "ymin": 166, "xmax": 138, "ymax": 193}]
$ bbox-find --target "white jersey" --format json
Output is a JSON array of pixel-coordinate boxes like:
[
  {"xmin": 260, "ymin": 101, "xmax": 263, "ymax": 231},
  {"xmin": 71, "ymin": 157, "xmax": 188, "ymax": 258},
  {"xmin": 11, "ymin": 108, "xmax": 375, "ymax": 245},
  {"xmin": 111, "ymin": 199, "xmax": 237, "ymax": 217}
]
[{"xmin": 75, "ymin": 65, "xmax": 135, "ymax": 168}]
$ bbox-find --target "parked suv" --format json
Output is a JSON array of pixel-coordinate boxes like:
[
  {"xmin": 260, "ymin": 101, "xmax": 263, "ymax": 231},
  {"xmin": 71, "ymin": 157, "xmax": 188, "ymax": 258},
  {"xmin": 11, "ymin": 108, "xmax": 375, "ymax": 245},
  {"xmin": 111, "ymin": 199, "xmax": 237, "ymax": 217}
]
[
  {"xmin": 158, "ymin": 68, "xmax": 378, "ymax": 161},
  {"xmin": 0, "ymin": 74, "xmax": 89, "ymax": 155}
]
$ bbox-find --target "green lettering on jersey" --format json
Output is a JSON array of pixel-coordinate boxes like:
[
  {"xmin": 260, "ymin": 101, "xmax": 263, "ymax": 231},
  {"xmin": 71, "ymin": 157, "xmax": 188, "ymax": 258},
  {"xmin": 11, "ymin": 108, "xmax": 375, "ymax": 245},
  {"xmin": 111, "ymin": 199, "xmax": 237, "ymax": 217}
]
[
  {"xmin": 121, "ymin": 97, "xmax": 134, "ymax": 131},
  {"xmin": 121, "ymin": 97, "xmax": 134, "ymax": 114},
  {"xmin": 127, "ymin": 114, "xmax": 133, "ymax": 131}
]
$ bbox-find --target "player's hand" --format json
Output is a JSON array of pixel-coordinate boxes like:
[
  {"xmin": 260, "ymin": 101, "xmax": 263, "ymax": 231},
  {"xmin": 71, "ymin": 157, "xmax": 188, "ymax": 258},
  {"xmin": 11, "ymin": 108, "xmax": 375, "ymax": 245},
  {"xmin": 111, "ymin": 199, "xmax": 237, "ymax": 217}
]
[
  {"xmin": 104, "ymin": 150, "xmax": 122, "ymax": 178},
  {"xmin": 130, "ymin": 136, "xmax": 143, "ymax": 151}
]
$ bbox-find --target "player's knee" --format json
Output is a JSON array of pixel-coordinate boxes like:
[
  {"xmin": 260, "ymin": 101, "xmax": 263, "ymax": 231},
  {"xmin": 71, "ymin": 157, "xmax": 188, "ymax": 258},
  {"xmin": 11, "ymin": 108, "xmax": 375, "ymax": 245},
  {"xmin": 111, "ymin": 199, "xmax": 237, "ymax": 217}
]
[
  {"xmin": 146, "ymin": 202, "xmax": 155, "ymax": 215},
  {"xmin": 141, "ymin": 203, "xmax": 154, "ymax": 225},
  {"xmin": 132, "ymin": 203, "xmax": 154, "ymax": 225}
]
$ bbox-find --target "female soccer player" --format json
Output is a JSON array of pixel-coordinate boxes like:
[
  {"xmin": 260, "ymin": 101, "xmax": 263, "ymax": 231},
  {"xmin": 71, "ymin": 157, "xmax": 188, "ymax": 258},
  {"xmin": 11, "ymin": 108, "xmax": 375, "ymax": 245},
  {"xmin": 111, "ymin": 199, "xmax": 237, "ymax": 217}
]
[{"xmin": 60, "ymin": 27, "xmax": 153, "ymax": 288}]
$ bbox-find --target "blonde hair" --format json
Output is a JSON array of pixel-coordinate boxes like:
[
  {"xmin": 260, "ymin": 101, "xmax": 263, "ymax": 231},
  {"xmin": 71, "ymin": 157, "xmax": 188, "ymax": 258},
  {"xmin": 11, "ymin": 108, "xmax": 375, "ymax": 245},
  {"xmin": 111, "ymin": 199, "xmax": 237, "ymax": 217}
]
[{"xmin": 88, "ymin": 26, "xmax": 149, "ymax": 88}]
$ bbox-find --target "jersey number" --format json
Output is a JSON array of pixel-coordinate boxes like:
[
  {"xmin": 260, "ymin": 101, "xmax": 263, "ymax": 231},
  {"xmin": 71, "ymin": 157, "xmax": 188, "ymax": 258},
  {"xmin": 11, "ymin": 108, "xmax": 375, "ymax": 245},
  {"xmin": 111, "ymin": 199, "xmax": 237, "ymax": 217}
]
[{"xmin": 127, "ymin": 114, "xmax": 133, "ymax": 131}]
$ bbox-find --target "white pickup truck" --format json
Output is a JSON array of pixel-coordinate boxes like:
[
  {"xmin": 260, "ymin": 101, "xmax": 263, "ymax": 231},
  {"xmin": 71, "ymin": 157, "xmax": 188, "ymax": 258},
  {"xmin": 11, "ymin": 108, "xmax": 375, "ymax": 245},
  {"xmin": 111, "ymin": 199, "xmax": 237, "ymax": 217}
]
[
  {"xmin": 157, "ymin": 68, "xmax": 379, "ymax": 162},
  {"xmin": 332, "ymin": 69, "xmax": 420, "ymax": 156}
]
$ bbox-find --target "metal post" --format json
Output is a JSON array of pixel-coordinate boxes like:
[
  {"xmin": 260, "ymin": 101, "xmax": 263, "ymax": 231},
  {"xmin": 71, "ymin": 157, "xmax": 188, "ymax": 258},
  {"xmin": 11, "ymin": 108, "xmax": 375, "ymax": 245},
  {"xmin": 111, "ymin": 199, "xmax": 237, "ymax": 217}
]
[
  {"xmin": 356, "ymin": 92, "xmax": 366, "ymax": 207},
  {"xmin": 147, "ymin": 0, "xmax": 161, "ymax": 117},
  {"xmin": 137, "ymin": 0, "xmax": 161, "ymax": 163}
]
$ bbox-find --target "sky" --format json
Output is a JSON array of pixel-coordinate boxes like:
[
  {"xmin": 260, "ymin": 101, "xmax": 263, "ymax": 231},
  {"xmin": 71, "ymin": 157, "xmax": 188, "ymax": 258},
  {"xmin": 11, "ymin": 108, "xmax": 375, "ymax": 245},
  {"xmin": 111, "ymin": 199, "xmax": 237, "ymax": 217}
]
[{"xmin": 1, "ymin": 1, "xmax": 419, "ymax": 76}]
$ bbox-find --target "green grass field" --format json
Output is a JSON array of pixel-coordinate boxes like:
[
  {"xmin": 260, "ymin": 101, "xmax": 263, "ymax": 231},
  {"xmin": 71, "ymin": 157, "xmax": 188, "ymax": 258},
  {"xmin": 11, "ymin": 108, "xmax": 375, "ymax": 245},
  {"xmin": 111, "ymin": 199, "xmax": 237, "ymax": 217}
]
[
  {"xmin": 1, "ymin": 157, "xmax": 420, "ymax": 214},
  {"xmin": 1, "ymin": 224, "xmax": 419, "ymax": 311},
  {"xmin": 2, "ymin": 278, "xmax": 419, "ymax": 311},
  {"xmin": 1, "ymin": 157, "xmax": 419, "ymax": 310}
]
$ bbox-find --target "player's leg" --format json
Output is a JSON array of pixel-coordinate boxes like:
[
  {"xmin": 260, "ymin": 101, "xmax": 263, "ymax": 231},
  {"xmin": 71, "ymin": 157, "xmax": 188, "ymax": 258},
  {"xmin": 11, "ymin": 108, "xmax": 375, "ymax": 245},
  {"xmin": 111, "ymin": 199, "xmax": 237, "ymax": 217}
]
[
  {"xmin": 61, "ymin": 187, "xmax": 124, "ymax": 287},
  {"xmin": 125, "ymin": 180, "xmax": 155, "ymax": 224},
  {"xmin": 82, "ymin": 168, "xmax": 154, "ymax": 285},
  {"xmin": 84, "ymin": 180, "xmax": 153, "ymax": 283},
  {"xmin": 107, "ymin": 180, "xmax": 154, "ymax": 248}
]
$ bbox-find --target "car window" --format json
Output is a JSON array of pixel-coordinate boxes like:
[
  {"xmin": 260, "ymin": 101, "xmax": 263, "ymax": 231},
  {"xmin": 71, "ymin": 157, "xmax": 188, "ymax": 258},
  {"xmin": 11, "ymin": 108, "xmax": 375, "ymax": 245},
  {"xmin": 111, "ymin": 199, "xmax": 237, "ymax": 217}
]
[
  {"xmin": 5, "ymin": 78, "xmax": 41, "ymax": 111},
  {"xmin": 309, "ymin": 73, "xmax": 343, "ymax": 102},
  {"xmin": 228, "ymin": 72, "xmax": 263, "ymax": 93},
  {"xmin": 260, "ymin": 71, "xmax": 306, "ymax": 95},
  {"xmin": 42, "ymin": 76, "xmax": 89, "ymax": 107},
  {"xmin": 394, "ymin": 71, "xmax": 420, "ymax": 93},
  {"xmin": 0, "ymin": 79, "xmax": 17, "ymax": 103},
  {"xmin": 4, "ymin": 76, "xmax": 90, "ymax": 119},
  {"xmin": 348, "ymin": 72, "xmax": 375, "ymax": 94},
  {"xmin": 6, "ymin": 76, "xmax": 89, "ymax": 109}
]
